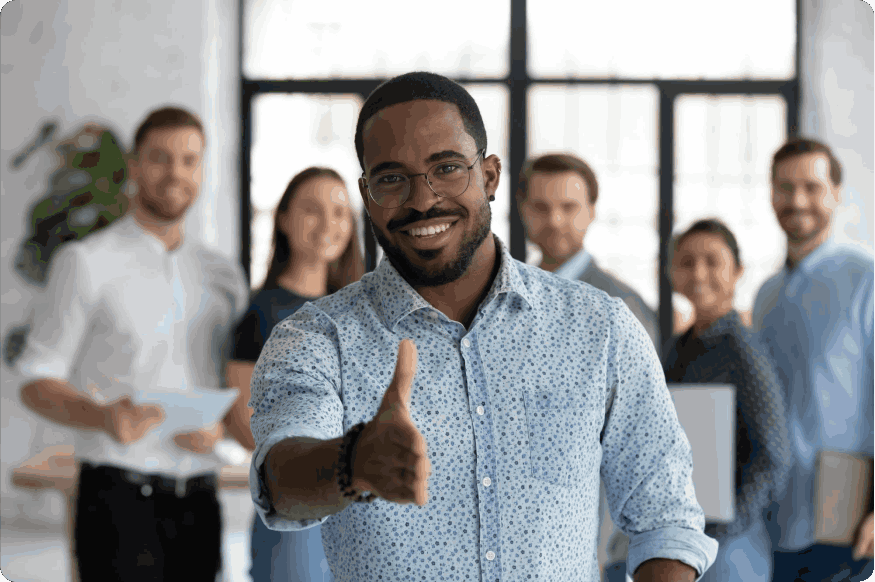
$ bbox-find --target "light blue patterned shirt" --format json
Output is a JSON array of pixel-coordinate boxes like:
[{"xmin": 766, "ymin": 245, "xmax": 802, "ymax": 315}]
[
  {"xmin": 249, "ymin": 239, "xmax": 718, "ymax": 581},
  {"xmin": 753, "ymin": 239, "xmax": 874, "ymax": 550}
]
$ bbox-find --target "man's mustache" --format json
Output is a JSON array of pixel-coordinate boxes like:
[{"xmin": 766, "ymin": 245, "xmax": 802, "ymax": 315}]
[{"xmin": 387, "ymin": 207, "xmax": 465, "ymax": 232}]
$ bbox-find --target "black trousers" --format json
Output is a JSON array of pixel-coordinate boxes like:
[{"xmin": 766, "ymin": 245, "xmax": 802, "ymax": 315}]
[{"xmin": 74, "ymin": 463, "xmax": 223, "ymax": 582}]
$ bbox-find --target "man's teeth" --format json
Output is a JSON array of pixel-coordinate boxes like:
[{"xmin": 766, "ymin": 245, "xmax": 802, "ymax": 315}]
[{"xmin": 407, "ymin": 223, "xmax": 452, "ymax": 237}]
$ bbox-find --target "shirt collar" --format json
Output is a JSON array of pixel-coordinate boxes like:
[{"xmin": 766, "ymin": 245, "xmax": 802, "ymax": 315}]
[
  {"xmin": 117, "ymin": 214, "xmax": 188, "ymax": 255},
  {"xmin": 372, "ymin": 236, "xmax": 534, "ymax": 331},
  {"xmin": 696, "ymin": 310, "xmax": 742, "ymax": 344},
  {"xmin": 785, "ymin": 236, "xmax": 840, "ymax": 277},
  {"xmin": 553, "ymin": 248, "xmax": 592, "ymax": 281}
]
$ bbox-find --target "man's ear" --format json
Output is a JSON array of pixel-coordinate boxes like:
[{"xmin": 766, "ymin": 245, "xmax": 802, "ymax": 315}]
[
  {"xmin": 828, "ymin": 184, "xmax": 842, "ymax": 210},
  {"xmin": 358, "ymin": 177, "xmax": 371, "ymax": 215},
  {"xmin": 482, "ymin": 154, "xmax": 501, "ymax": 201}
]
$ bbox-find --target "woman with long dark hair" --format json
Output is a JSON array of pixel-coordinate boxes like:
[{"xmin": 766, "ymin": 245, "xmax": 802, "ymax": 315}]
[
  {"xmin": 225, "ymin": 167, "xmax": 364, "ymax": 582},
  {"xmin": 664, "ymin": 218, "xmax": 791, "ymax": 582}
]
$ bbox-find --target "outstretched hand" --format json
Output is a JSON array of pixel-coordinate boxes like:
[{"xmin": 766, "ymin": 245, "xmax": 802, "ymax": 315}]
[{"xmin": 351, "ymin": 339, "xmax": 431, "ymax": 506}]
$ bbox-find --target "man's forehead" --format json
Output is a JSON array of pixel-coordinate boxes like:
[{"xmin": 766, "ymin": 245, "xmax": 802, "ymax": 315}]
[
  {"xmin": 776, "ymin": 152, "xmax": 831, "ymax": 181},
  {"xmin": 143, "ymin": 126, "xmax": 204, "ymax": 152},
  {"xmin": 528, "ymin": 171, "xmax": 587, "ymax": 200},
  {"xmin": 361, "ymin": 100, "xmax": 473, "ymax": 163}
]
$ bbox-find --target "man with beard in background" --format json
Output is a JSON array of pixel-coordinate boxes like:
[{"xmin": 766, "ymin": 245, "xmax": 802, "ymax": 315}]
[
  {"xmin": 247, "ymin": 72, "xmax": 717, "ymax": 581},
  {"xmin": 753, "ymin": 138, "xmax": 874, "ymax": 581},
  {"xmin": 18, "ymin": 107, "xmax": 248, "ymax": 581}
]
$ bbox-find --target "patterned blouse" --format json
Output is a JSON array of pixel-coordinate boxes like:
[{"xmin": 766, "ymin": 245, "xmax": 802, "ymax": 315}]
[{"xmin": 663, "ymin": 310, "xmax": 792, "ymax": 538}]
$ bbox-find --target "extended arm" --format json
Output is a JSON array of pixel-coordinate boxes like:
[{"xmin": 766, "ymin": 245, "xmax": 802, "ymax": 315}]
[
  {"xmin": 224, "ymin": 360, "xmax": 256, "ymax": 450},
  {"xmin": 634, "ymin": 559, "xmax": 698, "ymax": 582},
  {"xmin": 21, "ymin": 378, "xmax": 108, "ymax": 430}
]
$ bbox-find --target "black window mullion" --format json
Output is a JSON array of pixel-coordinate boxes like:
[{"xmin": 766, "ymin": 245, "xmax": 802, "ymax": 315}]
[
  {"xmin": 508, "ymin": 0, "xmax": 528, "ymax": 263},
  {"xmin": 657, "ymin": 85, "xmax": 676, "ymax": 353}
]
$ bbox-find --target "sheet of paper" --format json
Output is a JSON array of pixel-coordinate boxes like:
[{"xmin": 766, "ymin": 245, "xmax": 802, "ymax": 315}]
[
  {"xmin": 668, "ymin": 384, "xmax": 736, "ymax": 523},
  {"xmin": 135, "ymin": 386, "xmax": 239, "ymax": 438}
]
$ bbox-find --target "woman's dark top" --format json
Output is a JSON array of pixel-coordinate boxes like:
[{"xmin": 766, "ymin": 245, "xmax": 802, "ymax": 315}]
[
  {"xmin": 232, "ymin": 288, "xmax": 315, "ymax": 363},
  {"xmin": 663, "ymin": 309, "xmax": 792, "ymax": 538}
]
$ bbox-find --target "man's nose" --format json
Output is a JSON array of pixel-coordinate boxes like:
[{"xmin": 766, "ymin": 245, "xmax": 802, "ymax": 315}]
[
  {"xmin": 167, "ymin": 161, "xmax": 188, "ymax": 182},
  {"xmin": 405, "ymin": 174, "xmax": 440, "ymax": 213},
  {"xmin": 549, "ymin": 209, "xmax": 564, "ymax": 228},
  {"xmin": 789, "ymin": 186, "xmax": 810, "ymax": 209}
]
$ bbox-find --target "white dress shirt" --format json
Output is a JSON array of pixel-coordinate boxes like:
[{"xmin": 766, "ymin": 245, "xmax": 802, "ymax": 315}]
[{"xmin": 17, "ymin": 216, "xmax": 249, "ymax": 477}]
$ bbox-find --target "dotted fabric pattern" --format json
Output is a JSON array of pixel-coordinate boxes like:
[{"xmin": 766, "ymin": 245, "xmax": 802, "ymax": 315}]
[
  {"xmin": 249, "ymin": 239, "xmax": 717, "ymax": 581},
  {"xmin": 663, "ymin": 310, "xmax": 793, "ymax": 540}
]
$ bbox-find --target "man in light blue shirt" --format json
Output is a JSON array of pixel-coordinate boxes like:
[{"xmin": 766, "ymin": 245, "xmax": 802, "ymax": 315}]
[
  {"xmin": 516, "ymin": 154, "xmax": 658, "ymax": 346},
  {"xmin": 752, "ymin": 138, "xmax": 874, "ymax": 581},
  {"xmin": 249, "ymin": 72, "xmax": 717, "ymax": 581}
]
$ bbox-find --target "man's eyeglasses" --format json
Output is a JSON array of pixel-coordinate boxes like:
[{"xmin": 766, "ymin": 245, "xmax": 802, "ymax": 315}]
[{"xmin": 361, "ymin": 149, "xmax": 485, "ymax": 209}]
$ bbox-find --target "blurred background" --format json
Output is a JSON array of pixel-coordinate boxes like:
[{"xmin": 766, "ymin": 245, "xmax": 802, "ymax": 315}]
[{"xmin": 1, "ymin": 0, "xmax": 872, "ymax": 580}]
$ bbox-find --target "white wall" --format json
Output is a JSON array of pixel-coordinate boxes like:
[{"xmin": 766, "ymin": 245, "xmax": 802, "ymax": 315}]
[
  {"xmin": 0, "ymin": 0, "xmax": 240, "ymax": 523},
  {"xmin": 801, "ymin": 0, "xmax": 874, "ymax": 252}
]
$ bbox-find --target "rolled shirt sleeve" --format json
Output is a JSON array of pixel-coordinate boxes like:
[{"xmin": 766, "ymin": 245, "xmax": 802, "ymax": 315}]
[
  {"xmin": 16, "ymin": 245, "xmax": 94, "ymax": 384},
  {"xmin": 600, "ymin": 298, "xmax": 719, "ymax": 577},
  {"xmin": 248, "ymin": 304, "xmax": 346, "ymax": 531}
]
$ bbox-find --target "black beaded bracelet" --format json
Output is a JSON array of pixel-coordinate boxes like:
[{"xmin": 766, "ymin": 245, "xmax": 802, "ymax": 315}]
[{"xmin": 336, "ymin": 422, "xmax": 376, "ymax": 503}]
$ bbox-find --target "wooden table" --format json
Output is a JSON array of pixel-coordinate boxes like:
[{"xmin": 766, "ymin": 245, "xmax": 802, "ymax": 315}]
[{"xmin": 11, "ymin": 445, "xmax": 251, "ymax": 581}]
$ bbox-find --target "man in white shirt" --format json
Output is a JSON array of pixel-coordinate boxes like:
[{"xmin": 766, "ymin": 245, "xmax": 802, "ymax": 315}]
[{"xmin": 17, "ymin": 107, "xmax": 249, "ymax": 581}]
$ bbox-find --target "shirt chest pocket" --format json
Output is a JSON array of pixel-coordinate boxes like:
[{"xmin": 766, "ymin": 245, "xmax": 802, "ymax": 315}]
[{"xmin": 523, "ymin": 389, "xmax": 603, "ymax": 488}]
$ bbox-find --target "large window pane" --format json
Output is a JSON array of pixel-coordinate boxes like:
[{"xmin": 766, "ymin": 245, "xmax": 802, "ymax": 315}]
[
  {"xmin": 250, "ymin": 93, "xmax": 365, "ymax": 289},
  {"xmin": 675, "ymin": 95, "xmax": 788, "ymax": 315},
  {"xmin": 245, "ymin": 0, "xmax": 510, "ymax": 80},
  {"xmin": 529, "ymin": 0, "xmax": 795, "ymax": 79},
  {"xmin": 528, "ymin": 85, "xmax": 659, "ymax": 309}
]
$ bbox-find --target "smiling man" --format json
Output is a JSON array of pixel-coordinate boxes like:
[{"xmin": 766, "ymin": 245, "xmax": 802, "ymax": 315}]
[
  {"xmin": 249, "ymin": 72, "xmax": 718, "ymax": 582},
  {"xmin": 753, "ymin": 138, "xmax": 874, "ymax": 581},
  {"xmin": 17, "ymin": 107, "xmax": 249, "ymax": 581},
  {"xmin": 517, "ymin": 154, "xmax": 658, "ymax": 346}
]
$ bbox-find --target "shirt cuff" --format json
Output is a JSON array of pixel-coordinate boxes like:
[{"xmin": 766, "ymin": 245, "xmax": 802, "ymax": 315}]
[
  {"xmin": 627, "ymin": 526, "xmax": 719, "ymax": 580},
  {"xmin": 250, "ymin": 426, "xmax": 336, "ymax": 532}
]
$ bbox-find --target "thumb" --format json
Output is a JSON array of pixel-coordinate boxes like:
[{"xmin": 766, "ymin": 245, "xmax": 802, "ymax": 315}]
[{"xmin": 380, "ymin": 339, "xmax": 418, "ymax": 414}]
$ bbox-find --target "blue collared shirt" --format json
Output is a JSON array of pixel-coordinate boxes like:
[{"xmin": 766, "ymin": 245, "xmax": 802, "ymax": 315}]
[
  {"xmin": 753, "ymin": 239, "xmax": 874, "ymax": 550},
  {"xmin": 249, "ymin": 239, "xmax": 718, "ymax": 581},
  {"xmin": 553, "ymin": 247, "xmax": 593, "ymax": 281}
]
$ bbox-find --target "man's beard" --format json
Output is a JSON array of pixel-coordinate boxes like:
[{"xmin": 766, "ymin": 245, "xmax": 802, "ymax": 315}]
[
  {"xmin": 369, "ymin": 199, "xmax": 491, "ymax": 288},
  {"xmin": 780, "ymin": 210, "xmax": 828, "ymax": 244},
  {"xmin": 139, "ymin": 183, "xmax": 192, "ymax": 222}
]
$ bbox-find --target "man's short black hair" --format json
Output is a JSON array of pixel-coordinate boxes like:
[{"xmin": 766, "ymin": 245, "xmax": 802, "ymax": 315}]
[{"xmin": 354, "ymin": 72, "xmax": 487, "ymax": 171}]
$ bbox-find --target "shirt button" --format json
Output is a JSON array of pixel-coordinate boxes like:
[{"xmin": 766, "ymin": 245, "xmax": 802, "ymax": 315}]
[
  {"xmin": 476, "ymin": 406, "xmax": 485, "ymax": 415},
  {"xmin": 486, "ymin": 551, "xmax": 495, "ymax": 561},
  {"xmin": 482, "ymin": 477, "xmax": 492, "ymax": 487},
  {"xmin": 141, "ymin": 484, "xmax": 153, "ymax": 497},
  {"xmin": 429, "ymin": 311, "xmax": 438, "ymax": 319},
  {"xmin": 462, "ymin": 338, "xmax": 471, "ymax": 348}
]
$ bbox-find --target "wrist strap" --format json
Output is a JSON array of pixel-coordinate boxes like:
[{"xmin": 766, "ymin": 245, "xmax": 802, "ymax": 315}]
[{"xmin": 337, "ymin": 422, "xmax": 376, "ymax": 503}]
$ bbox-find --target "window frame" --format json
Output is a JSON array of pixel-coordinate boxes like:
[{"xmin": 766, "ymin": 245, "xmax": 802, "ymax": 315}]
[{"xmin": 238, "ymin": 0, "xmax": 802, "ymax": 351}]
